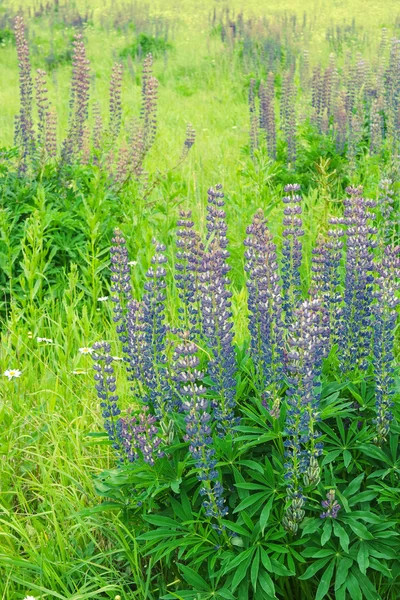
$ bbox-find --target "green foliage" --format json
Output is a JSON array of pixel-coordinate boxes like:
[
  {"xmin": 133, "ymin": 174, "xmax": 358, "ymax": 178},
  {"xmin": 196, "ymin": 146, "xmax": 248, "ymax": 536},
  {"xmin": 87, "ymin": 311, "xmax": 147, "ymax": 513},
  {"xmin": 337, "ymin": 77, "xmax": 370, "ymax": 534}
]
[{"xmin": 120, "ymin": 33, "xmax": 172, "ymax": 60}]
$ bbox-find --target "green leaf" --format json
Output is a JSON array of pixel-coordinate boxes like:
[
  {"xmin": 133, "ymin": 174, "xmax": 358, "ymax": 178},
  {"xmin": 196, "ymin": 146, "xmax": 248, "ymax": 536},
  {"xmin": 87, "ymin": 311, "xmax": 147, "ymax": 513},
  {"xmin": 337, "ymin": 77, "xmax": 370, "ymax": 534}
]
[
  {"xmin": 144, "ymin": 515, "xmax": 182, "ymax": 528},
  {"xmin": 322, "ymin": 450, "xmax": 342, "ymax": 466},
  {"xmin": 343, "ymin": 450, "xmax": 352, "ymax": 468},
  {"xmin": 298, "ymin": 558, "xmax": 330, "ymax": 580},
  {"xmin": 231, "ymin": 551, "xmax": 253, "ymax": 591},
  {"xmin": 251, "ymin": 548, "xmax": 260, "ymax": 592},
  {"xmin": 335, "ymin": 584, "xmax": 346, "ymax": 600},
  {"xmin": 260, "ymin": 548, "xmax": 272, "ymax": 572},
  {"xmin": 344, "ymin": 474, "xmax": 364, "ymax": 498},
  {"xmin": 321, "ymin": 519, "xmax": 332, "ymax": 546},
  {"xmin": 177, "ymin": 564, "xmax": 209, "ymax": 591},
  {"xmin": 239, "ymin": 459, "xmax": 265, "ymax": 474},
  {"xmin": 233, "ymin": 492, "xmax": 268, "ymax": 514},
  {"xmin": 270, "ymin": 559, "xmax": 295, "ymax": 576},
  {"xmin": 221, "ymin": 549, "xmax": 254, "ymax": 575},
  {"xmin": 258, "ymin": 570, "xmax": 275, "ymax": 597},
  {"xmin": 346, "ymin": 573, "xmax": 362, "ymax": 600},
  {"xmin": 301, "ymin": 518, "xmax": 322, "ymax": 536},
  {"xmin": 315, "ymin": 560, "xmax": 335, "ymax": 600},
  {"xmin": 357, "ymin": 542, "xmax": 370, "ymax": 575},
  {"xmin": 259, "ymin": 497, "xmax": 274, "ymax": 534},
  {"xmin": 221, "ymin": 520, "xmax": 250, "ymax": 537},
  {"xmin": 358, "ymin": 444, "xmax": 390, "ymax": 463},
  {"xmin": 368, "ymin": 557, "xmax": 392, "ymax": 578},
  {"xmin": 351, "ymin": 568, "xmax": 382, "ymax": 600},
  {"xmin": 332, "ymin": 521, "xmax": 350, "ymax": 553},
  {"xmin": 335, "ymin": 558, "xmax": 353, "ymax": 591},
  {"xmin": 217, "ymin": 590, "xmax": 236, "ymax": 600},
  {"xmin": 347, "ymin": 520, "xmax": 374, "ymax": 540}
]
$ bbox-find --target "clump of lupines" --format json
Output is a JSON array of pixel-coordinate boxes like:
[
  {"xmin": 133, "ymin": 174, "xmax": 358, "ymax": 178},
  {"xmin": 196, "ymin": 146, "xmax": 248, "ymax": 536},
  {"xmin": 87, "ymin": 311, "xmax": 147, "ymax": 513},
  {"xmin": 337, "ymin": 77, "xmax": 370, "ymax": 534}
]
[
  {"xmin": 119, "ymin": 405, "xmax": 164, "ymax": 465},
  {"xmin": 281, "ymin": 184, "xmax": 304, "ymax": 326},
  {"xmin": 283, "ymin": 300, "xmax": 328, "ymax": 534},
  {"xmin": 174, "ymin": 336, "xmax": 228, "ymax": 520},
  {"xmin": 244, "ymin": 209, "xmax": 284, "ymax": 416},
  {"xmin": 62, "ymin": 34, "xmax": 90, "ymax": 163},
  {"xmin": 320, "ymin": 489, "xmax": 341, "ymax": 519},
  {"xmin": 14, "ymin": 16, "xmax": 35, "ymax": 169},
  {"xmin": 181, "ymin": 122, "xmax": 196, "ymax": 160},
  {"xmin": 372, "ymin": 245, "xmax": 400, "ymax": 443},
  {"xmin": 92, "ymin": 341, "xmax": 121, "ymax": 452},
  {"xmin": 175, "ymin": 211, "xmax": 203, "ymax": 337},
  {"xmin": 199, "ymin": 185, "xmax": 237, "ymax": 435},
  {"xmin": 335, "ymin": 186, "xmax": 377, "ymax": 372},
  {"xmin": 35, "ymin": 69, "xmax": 49, "ymax": 157},
  {"xmin": 110, "ymin": 229, "xmax": 132, "ymax": 338}
]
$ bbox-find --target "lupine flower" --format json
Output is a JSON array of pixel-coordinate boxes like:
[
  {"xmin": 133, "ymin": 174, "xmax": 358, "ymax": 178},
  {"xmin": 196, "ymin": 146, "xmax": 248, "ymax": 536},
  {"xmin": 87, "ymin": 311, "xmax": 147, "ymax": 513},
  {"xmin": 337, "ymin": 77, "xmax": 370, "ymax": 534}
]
[
  {"xmin": 61, "ymin": 33, "xmax": 90, "ymax": 163},
  {"xmin": 181, "ymin": 122, "xmax": 196, "ymax": 159},
  {"xmin": 175, "ymin": 210, "xmax": 203, "ymax": 337},
  {"xmin": 280, "ymin": 70, "xmax": 296, "ymax": 165},
  {"xmin": 141, "ymin": 54, "xmax": 158, "ymax": 154},
  {"xmin": 259, "ymin": 72, "xmax": 276, "ymax": 159},
  {"xmin": 118, "ymin": 405, "xmax": 163, "ymax": 465},
  {"xmin": 79, "ymin": 347, "xmax": 94, "ymax": 355},
  {"xmin": 174, "ymin": 336, "xmax": 228, "ymax": 520},
  {"xmin": 372, "ymin": 245, "xmax": 400, "ymax": 443},
  {"xmin": 35, "ymin": 69, "xmax": 50, "ymax": 158},
  {"xmin": 283, "ymin": 300, "xmax": 328, "ymax": 533},
  {"xmin": 199, "ymin": 185, "xmax": 237, "ymax": 435},
  {"xmin": 45, "ymin": 108, "xmax": 57, "ymax": 158},
  {"xmin": 14, "ymin": 16, "xmax": 35, "ymax": 170},
  {"xmin": 3, "ymin": 369, "xmax": 22, "ymax": 380},
  {"xmin": 110, "ymin": 229, "xmax": 132, "ymax": 337},
  {"xmin": 109, "ymin": 62, "xmax": 123, "ymax": 142},
  {"xmin": 337, "ymin": 186, "xmax": 377, "ymax": 371},
  {"xmin": 378, "ymin": 179, "xmax": 397, "ymax": 247},
  {"xmin": 92, "ymin": 341, "xmax": 121, "ymax": 451},
  {"xmin": 320, "ymin": 489, "xmax": 341, "ymax": 519},
  {"xmin": 248, "ymin": 78, "xmax": 259, "ymax": 157},
  {"xmin": 92, "ymin": 101, "xmax": 103, "ymax": 157},
  {"xmin": 370, "ymin": 96, "xmax": 384, "ymax": 155},
  {"xmin": 281, "ymin": 184, "xmax": 304, "ymax": 326},
  {"xmin": 244, "ymin": 209, "xmax": 284, "ymax": 414}
]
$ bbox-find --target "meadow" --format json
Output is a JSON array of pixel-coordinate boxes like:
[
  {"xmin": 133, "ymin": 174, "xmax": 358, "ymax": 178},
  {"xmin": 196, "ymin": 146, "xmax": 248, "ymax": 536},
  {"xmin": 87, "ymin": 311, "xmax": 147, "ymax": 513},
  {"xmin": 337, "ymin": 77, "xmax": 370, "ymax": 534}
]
[{"xmin": 1, "ymin": 0, "xmax": 400, "ymax": 599}]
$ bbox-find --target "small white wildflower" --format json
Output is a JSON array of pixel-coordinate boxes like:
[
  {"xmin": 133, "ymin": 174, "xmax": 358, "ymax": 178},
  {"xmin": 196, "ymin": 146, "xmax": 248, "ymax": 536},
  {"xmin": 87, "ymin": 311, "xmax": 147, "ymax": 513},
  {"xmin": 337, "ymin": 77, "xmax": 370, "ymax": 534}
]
[
  {"xmin": 37, "ymin": 337, "xmax": 53, "ymax": 344},
  {"xmin": 232, "ymin": 125, "xmax": 237, "ymax": 129},
  {"xmin": 112, "ymin": 356, "xmax": 123, "ymax": 361},
  {"xmin": 73, "ymin": 369, "xmax": 87, "ymax": 375},
  {"xmin": 23, "ymin": 596, "xmax": 37, "ymax": 600},
  {"xmin": 27, "ymin": 331, "xmax": 33, "ymax": 339},
  {"xmin": 127, "ymin": 260, "xmax": 137, "ymax": 266},
  {"xmin": 79, "ymin": 347, "xmax": 94, "ymax": 355},
  {"xmin": 4, "ymin": 369, "xmax": 22, "ymax": 380},
  {"xmin": 98, "ymin": 296, "xmax": 109, "ymax": 302}
]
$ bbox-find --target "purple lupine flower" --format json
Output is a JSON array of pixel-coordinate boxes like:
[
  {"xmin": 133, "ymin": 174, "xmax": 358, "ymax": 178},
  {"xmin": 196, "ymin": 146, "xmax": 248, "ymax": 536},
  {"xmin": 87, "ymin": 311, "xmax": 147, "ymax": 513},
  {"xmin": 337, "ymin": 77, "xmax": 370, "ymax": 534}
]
[
  {"xmin": 181, "ymin": 122, "xmax": 196, "ymax": 160},
  {"xmin": 338, "ymin": 186, "xmax": 377, "ymax": 371},
  {"xmin": 281, "ymin": 184, "xmax": 304, "ymax": 326},
  {"xmin": 369, "ymin": 96, "xmax": 384, "ymax": 155},
  {"xmin": 244, "ymin": 209, "xmax": 284, "ymax": 415},
  {"xmin": 92, "ymin": 101, "xmax": 103, "ymax": 157},
  {"xmin": 110, "ymin": 229, "xmax": 132, "ymax": 338},
  {"xmin": 333, "ymin": 92, "xmax": 347, "ymax": 153},
  {"xmin": 128, "ymin": 117, "xmax": 146, "ymax": 180},
  {"xmin": 320, "ymin": 489, "xmax": 341, "ymax": 519},
  {"xmin": 174, "ymin": 337, "xmax": 228, "ymax": 520},
  {"xmin": 109, "ymin": 62, "xmax": 123, "ymax": 142},
  {"xmin": 141, "ymin": 241, "xmax": 175, "ymax": 414},
  {"xmin": 61, "ymin": 33, "xmax": 90, "ymax": 163},
  {"xmin": 300, "ymin": 50, "xmax": 309, "ymax": 90},
  {"xmin": 378, "ymin": 179, "xmax": 397, "ymax": 247},
  {"xmin": 175, "ymin": 210, "xmax": 204, "ymax": 337},
  {"xmin": 372, "ymin": 245, "xmax": 400, "ymax": 443},
  {"xmin": 259, "ymin": 72, "xmax": 276, "ymax": 159},
  {"xmin": 35, "ymin": 69, "xmax": 49, "ymax": 158},
  {"xmin": 283, "ymin": 299, "xmax": 328, "ymax": 533},
  {"xmin": 92, "ymin": 341, "xmax": 121, "ymax": 451},
  {"xmin": 119, "ymin": 405, "xmax": 163, "ymax": 465},
  {"xmin": 14, "ymin": 16, "xmax": 35, "ymax": 170},
  {"xmin": 281, "ymin": 70, "xmax": 296, "ymax": 166},
  {"xmin": 45, "ymin": 108, "xmax": 57, "ymax": 159},
  {"xmin": 141, "ymin": 54, "xmax": 158, "ymax": 155},
  {"xmin": 248, "ymin": 78, "xmax": 259, "ymax": 157},
  {"xmin": 199, "ymin": 185, "xmax": 237, "ymax": 435},
  {"xmin": 309, "ymin": 229, "xmax": 344, "ymax": 350}
]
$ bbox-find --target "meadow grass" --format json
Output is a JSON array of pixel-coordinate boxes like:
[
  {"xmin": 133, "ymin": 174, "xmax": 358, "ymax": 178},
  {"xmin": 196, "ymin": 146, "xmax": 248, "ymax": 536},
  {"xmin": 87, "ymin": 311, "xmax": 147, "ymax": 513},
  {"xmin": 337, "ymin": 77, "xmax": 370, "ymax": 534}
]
[{"xmin": 1, "ymin": 0, "xmax": 400, "ymax": 598}]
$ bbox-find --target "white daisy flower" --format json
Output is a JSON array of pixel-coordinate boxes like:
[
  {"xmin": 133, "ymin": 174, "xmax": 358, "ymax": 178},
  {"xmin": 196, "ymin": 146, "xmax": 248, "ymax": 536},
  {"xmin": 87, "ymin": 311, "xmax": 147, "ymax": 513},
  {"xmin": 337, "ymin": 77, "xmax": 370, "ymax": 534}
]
[
  {"xmin": 97, "ymin": 296, "xmax": 109, "ymax": 302},
  {"xmin": 3, "ymin": 369, "xmax": 22, "ymax": 380},
  {"xmin": 79, "ymin": 347, "xmax": 94, "ymax": 355},
  {"xmin": 23, "ymin": 596, "xmax": 37, "ymax": 600}
]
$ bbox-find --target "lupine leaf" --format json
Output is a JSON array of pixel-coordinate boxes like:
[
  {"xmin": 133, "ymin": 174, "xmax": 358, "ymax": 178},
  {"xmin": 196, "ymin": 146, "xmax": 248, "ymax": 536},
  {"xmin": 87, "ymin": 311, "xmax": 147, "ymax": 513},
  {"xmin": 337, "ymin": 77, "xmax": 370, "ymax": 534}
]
[
  {"xmin": 346, "ymin": 572, "xmax": 363, "ymax": 600},
  {"xmin": 351, "ymin": 568, "xmax": 383, "ymax": 600},
  {"xmin": 357, "ymin": 542, "xmax": 370, "ymax": 574},
  {"xmin": 231, "ymin": 552, "xmax": 253, "ymax": 591},
  {"xmin": 259, "ymin": 497, "xmax": 274, "ymax": 534},
  {"xmin": 251, "ymin": 548, "xmax": 260, "ymax": 591},
  {"xmin": 177, "ymin": 564, "xmax": 209, "ymax": 591},
  {"xmin": 321, "ymin": 519, "xmax": 333, "ymax": 546},
  {"xmin": 332, "ymin": 521, "xmax": 350, "ymax": 553},
  {"xmin": 315, "ymin": 559, "xmax": 335, "ymax": 600},
  {"xmin": 335, "ymin": 557, "xmax": 353, "ymax": 590},
  {"xmin": 298, "ymin": 558, "xmax": 331, "ymax": 580},
  {"xmin": 258, "ymin": 570, "xmax": 276, "ymax": 597},
  {"xmin": 347, "ymin": 521, "xmax": 374, "ymax": 540},
  {"xmin": 344, "ymin": 473, "xmax": 364, "ymax": 497},
  {"xmin": 233, "ymin": 492, "xmax": 269, "ymax": 514}
]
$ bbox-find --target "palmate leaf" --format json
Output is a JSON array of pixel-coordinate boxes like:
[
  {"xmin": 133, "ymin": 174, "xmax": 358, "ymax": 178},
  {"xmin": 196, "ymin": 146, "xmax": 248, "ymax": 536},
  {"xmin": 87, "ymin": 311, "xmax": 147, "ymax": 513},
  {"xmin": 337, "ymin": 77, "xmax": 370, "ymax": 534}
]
[
  {"xmin": 177, "ymin": 564, "xmax": 210, "ymax": 591},
  {"xmin": 315, "ymin": 559, "xmax": 335, "ymax": 600}
]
